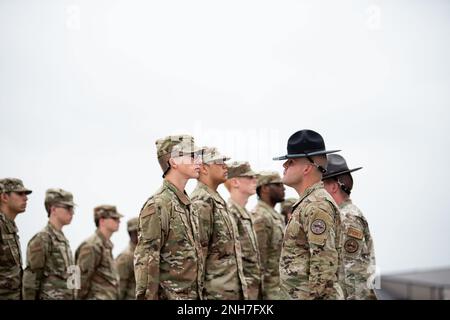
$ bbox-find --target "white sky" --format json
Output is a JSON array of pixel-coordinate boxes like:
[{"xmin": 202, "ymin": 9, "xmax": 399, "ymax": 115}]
[{"xmin": 1, "ymin": 0, "xmax": 450, "ymax": 275}]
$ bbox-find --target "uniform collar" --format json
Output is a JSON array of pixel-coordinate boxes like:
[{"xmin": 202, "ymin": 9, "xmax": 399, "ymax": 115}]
[
  {"xmin": 257, "ymin": 200, "xmax": 282, "ymax": 220},
  {"xmin": 196, "ymin": 181, "xmax": 226, "ymax": 205},
  {"xmin": 163, "ymin": 179, "xmax": 191, "ymax": 206},
  {"xmin": 228, "ymin": 198, "xmax": 251, "ymax": 219},
  {"xmin": 95, "ymin": 229, "xmax": 113, "ymax": 249},
  {"xmin": 293, "ymin": 181, "xmax": 324, "ymax": 209},
  {"xmin": 46, "ymin": 222, "xmax": 67, "ymax": 242},
  {"xmin": 257, "ymin": 199, "xmax": 275, "ymax": 212},
  {"xmin": 0, "ymin": 211, "xmax": 19, "ymax": 233},
  {"xmin": 339, "ymin": 198, "xmax": 353, "ymax": 209}
]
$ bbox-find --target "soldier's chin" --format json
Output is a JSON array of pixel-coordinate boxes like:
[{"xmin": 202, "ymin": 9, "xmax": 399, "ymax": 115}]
[{"xmin": 191, "ymin": 171, "xmax": 200, "ymax": 178}]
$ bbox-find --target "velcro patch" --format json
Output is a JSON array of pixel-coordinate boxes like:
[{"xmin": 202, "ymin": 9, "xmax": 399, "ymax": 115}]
[
  {"xmin": 344, "ymin": 239, "xmax": 359, "ymax": 253},
  {"xmin": 140, "ymin": 204, "xmax": 156, "ymax": 219},
  {"xmin": 310, "ymin": 219, "xmax": 326, "ymax": 235},
  {"xmin": 347, "ymin": 227, "xmax": 363, "ymax": 240}
]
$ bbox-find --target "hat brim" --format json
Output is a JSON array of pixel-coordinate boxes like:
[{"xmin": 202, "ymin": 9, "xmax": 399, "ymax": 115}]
[
  {"xmin": 204, "ymin": 156, "xmax": 231, "ymax": 164},
  {"xmin": 273, "ymin": 149, "xmax": 341, "ymax": 161},
  {"xmin": 16, "ymin": 188, "xmax": 32, "ymax": 195},
  {"xmin": 56, "ymin": 201, "xmax": 77, "ymax": 207},
  {"xmin": 322, "ymin": 167, "xmax": 363, "ymax": 180},
  {"xmin": 239, "ymin": 170, "xmax": 257, "ymax": 177}
]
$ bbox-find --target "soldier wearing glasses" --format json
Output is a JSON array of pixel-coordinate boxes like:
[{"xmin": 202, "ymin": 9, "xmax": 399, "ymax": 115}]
[
  {"xmin": 23, "ymin": 188, "xmax": 77, "ymax": 300},
  {"xmin": 75, "ymin": 205, "xmax": 123, "ymax": 299}
]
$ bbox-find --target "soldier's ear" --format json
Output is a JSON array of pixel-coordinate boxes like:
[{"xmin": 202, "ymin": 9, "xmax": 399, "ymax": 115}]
[
  {"xmin": 168, "ymin": 157, "xmax": 178, "ymax": 169},
  {"xmin": 0, "ymin": 192, "xmax": 10, "ymax": 203},
  {"xmin": 329, "ymin": 181, "xmax": 339, "ymax": 194},
  {"xmin": 200, "ymin": 164, "xmax": 208, "ymax": 176}
]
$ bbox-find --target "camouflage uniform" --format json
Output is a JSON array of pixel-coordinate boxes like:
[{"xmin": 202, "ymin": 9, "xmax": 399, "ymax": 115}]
[
  {"xmin": 280, "ymin": 198, "xmax": 297, "ymax": 225},
  {"xmin": 116, "ymin": 217, "xmax": 138, "ymax": 300},
  {"xmin": 0, "ymin": 178, "xmax": 32, "ymax": 300},
  {"xmin": 192, "ymin": 179, "xmax": 247, "ymax": 299},
  {"xmin": 22, "ymin": 188, "xmax": 76, "ymax": 300},
  {"xmin": 134, "ymin": 135, "xmax": 204, "ymax": 300},
  {"xmin": 226, "ymin": 162, "xmax": 262, "ymax": 300},
  {"xmin": 321, "ymin": 153, "xmax": 377, "ymax": 300},
  {"xmin": 340, "ymin": 200, "xmax": 377, "ymax": 300},
  {"xmin": 252, "ymin": 171, "xmax": 285, "ymax": 300},
  {"xmin": 280, "ymin": 182, "xmax": 344, "ymax": 300},
  {"xmin": 75, "ymin": 205, "xmax": 123, "ymax": 300}
]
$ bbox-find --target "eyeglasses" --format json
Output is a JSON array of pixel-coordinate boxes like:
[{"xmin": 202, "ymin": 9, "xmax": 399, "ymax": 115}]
[
  {"xmin": 54, "ymin": 205, "xmax": 75, "ymax": 214},
  {"xmin": 268, "ymin": 183, "xmax": 284, "ymax": 188}
]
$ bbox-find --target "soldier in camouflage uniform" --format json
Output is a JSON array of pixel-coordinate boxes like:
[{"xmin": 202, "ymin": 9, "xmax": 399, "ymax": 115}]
[
  {"xmin": 225, "ymin": 162, "xmax": 262, "ymax": 300},
  {"xmin": 280, "ymin": 198, "xmax": 297, "ymax": 226},
  {"xmin": 75, "ymin": 205, "xmax": 123, "ymax": 299},
  {"xmin": 323, "ymin": 154, "xmax": 377, "ymax": 300},
  {"xmin": 191, "ymin": 147, "xmax": 248, "ymax": 300},
  {"xmin": 23, "ymin": 188, "xmax": 77, "ymax": 300},
  {"xmin": 273, "ymin": 130, "xmax": 344, "ymax": 300},
  {"xmin": 115, "ymin": 217, "xmax": 138, "ymax": 300},
  {"xmin": 134, "ymin": 135, "xmax": 204, "ymax": 300},
  {"xmin": 251, "ymin": 171, "xmax": 285, "ymax": 299},
  {"xmin": 0, "ymin": 178, "xmax": 32, "ymax": 300}
]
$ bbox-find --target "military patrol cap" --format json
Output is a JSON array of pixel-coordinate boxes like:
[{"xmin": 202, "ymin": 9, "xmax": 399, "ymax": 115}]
[
  {"xmin": 94, "ymin": 205, "xmax": 123, "ymax": 221},
  {"xmin": 202, "ymin": 147, "xmax": 230, "ymax": 164},
  {"xmin": 45, "ymin": 188, "xmax": 76, "ymax": 207},
  {"xmin": 273, "ymin": 129, "xmax": 340, "ymax": 160},
  {"xmin": 256, "ymin": 171, "xmax": 283, "ymax": 188},
  {"xmin": 322, "ymin": 154, "xmax": 362, "ymax": 180},
  {"xmin": 227, "ymin": 161, "xmax": 256, "ymax": 179},
  {"xmin": 127, "ymin": 217, "xmax": 139, "ymax": 232},
  {"xmin": 0, "ymin": 178, "xmax": 32, "ymax": 194},
  {"xmin": 155, "ymin": 134, "xmax": 204, "ymax": 173}
]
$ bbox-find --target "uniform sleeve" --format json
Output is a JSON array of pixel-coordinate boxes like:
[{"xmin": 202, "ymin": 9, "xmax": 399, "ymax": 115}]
[
  {"xmin": 115, "ymin": 253, "xmax": 131, "ymax": 300},
  {"xmin": 22, "ymin": 234, "xmax": 47, "ymax": 300},
  {"xmin": 134, "ymin": 200, "xmax": 169, "ymax": 300},
  {"xmin": 343, "ymin": 216, "xmax": 378, "ymax": 300},
  {"xmin": 193, "ymin": 199, "xmax": 213, "ymax": 263},
  {"xmin": 76, "ymin": 243, "xmax": 99, "ymax": 299},
  {"xmin": 304, "ymin": 203, "xmax": 340, "ymax": 299},
  {"xmin": 264, "ymin": 218, "xmax": 282, "ymax": 299}
]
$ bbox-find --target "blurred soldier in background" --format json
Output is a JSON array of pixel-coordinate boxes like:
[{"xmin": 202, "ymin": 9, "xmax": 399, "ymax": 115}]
[
  {"xmin": 252, "ymin": 171, "xmax": 285, "ymax": 299},
  {"xmin": 116, "ymin": 217, "xmax": 138, "ymax": 300},
  {"xmin": 23, "ymin": 188, "xmax": 76, "ymax": 300},
  {"xmin": 225, "ymin": 161, "xmax": 262, "ymax": 300},
  {"xmin": 75, "ymin": 205, "xmax": 122, "ymax": 299},
  {"xmin": 0, "ymin": 178, "xmax": 32, "ymax": 300},
  {"xmin": 323, "ymin": 154, "xmax": 377, "ymax": 300},
  {"xmin": 280, "ymin": 198, "xmax": 296, "ymax": 225}
]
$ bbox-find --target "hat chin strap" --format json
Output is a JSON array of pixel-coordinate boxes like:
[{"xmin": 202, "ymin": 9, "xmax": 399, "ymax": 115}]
[{"xmin": 306, "ymin": 156, "xmax": 327, "ymax": 174}]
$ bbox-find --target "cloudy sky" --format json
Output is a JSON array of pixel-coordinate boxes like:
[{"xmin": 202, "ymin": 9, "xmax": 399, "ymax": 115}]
[{"xmin": 1, "ymin": 0, "xmax": 450, "ymax": 275}]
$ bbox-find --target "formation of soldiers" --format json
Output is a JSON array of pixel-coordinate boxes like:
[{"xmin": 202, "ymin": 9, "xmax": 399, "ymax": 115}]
[{"xmin": 0, "ymin": 129, "xmax": 377, "ymax": 300}]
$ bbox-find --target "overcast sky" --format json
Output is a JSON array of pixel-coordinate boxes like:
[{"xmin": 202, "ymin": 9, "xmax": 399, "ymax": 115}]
[{"xmin": 1, "ymin": 0, "xmax": 450, "ymax": 275}]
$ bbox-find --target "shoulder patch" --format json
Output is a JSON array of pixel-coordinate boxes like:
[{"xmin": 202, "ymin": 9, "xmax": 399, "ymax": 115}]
[
  {"xmin": 307, "ymin": 208, "xmax": 333, "ymax": 246},
  {"xmin": 140, "ymin": 202, "xmax": 156, "ymax": 219},
  {"xmin": 310, "ymin": 219, "xmax": 326, "ymax": 235},
  {"xmin": 347, "ymin": 226, "xmax": 364, "ymax": 240}
]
